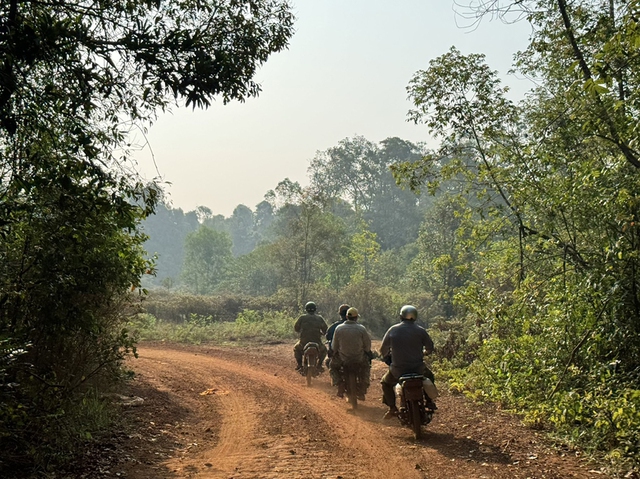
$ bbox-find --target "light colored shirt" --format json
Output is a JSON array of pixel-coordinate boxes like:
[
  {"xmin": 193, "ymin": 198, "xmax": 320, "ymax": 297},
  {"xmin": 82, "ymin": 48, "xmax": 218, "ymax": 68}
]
[{"xmin": 332, "ymin": 320, "xmax": 371, "ymax": 363}]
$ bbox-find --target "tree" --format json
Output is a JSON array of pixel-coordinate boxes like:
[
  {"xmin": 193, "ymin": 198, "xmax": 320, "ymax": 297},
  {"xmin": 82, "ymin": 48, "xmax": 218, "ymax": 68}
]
[
  {"xmin": 0, "ymin": 0, "xmax": 294, "ymax": 471},
  {"xmin": 267, "ymin": 180, "xmax": 348, "ymax": 305},
  {"xmin": 398, "ymin": 3, "xmax": 640, "ymax": 466},
  {"xmin": 0, "ymin": 0, "xmax": 294, "ymax": 124},
  {"xmin": 348, "ymin": 221, "xmax": 381, "ymax": 284},
  {"xmin": 141, "ymin": 203, "xmax": 200, "ymax": 286},
  {"xmin": 373, "ymin": 137, "xmax": 427, "ymax": 248},
  {"xmin": 221, "ymin": 244, "xmax": 280, "ymax": 296},
  {"xmin": 181, "ymin": 226, "xmax": 233, "ymax": 294},
  {"xmin": 228, "ymin": 204, "xmax": 256, "ymax": 256},
  {"xmin": 308, "ymin": 136, "xmax": 427, "ymax": 249},
  {"xmin": 0, "ymin": 154, "xmax": 156, "ymax": 469},
  {"xmin": 309, "ymin": 136, "xmax": 380, "ymax": 211},
  {"xmin": 409, "ymin": 194, "xmax": 474, "ymax": 320},
  {"xmin": 254, "ymin": 199, "xmax": 276, "ymax": 244}
]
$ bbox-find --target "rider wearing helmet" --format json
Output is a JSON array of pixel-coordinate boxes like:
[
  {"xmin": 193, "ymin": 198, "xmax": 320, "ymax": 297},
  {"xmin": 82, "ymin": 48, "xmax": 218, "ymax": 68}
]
[
  {"xmin": 379, "ymin": 305, "xmax": 436, "ymax": 419},
  {"xmin": 293, "ymin": 301, "xmax": 328, "ymax": 371},
  {"xmin": 325, "ymin": 303, "xmax": 350, "ymax": 366},
  {"xmin": 330, "ymin": 307, "xmax": 371, "ymax": 399}
]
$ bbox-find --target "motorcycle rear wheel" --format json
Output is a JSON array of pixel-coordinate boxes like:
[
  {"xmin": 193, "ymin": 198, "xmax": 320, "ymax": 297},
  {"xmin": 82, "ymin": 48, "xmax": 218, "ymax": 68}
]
[
  {"xmin": 347, "ymin": 372, "xmax": 358, "ymax": 409},
  {"xmin": 304, "ymin": 351, "xmax": 317, "ymax": 386},
  {"xmin": 410, "ymin": 401, "xmax": 422, "ymax": 440}
]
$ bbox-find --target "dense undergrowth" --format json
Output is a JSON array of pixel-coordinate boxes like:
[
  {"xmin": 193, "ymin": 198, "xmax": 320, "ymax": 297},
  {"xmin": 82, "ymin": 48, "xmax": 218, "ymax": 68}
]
[{"xmin": 431, "ymin": 285, "xmax": 640, "ymax": 476}]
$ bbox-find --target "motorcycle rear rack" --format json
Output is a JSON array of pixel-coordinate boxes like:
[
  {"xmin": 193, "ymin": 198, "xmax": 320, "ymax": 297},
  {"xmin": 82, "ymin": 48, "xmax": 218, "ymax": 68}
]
[{"xmin": 303, "ymin": 342, "xmax": 320, "ymax": 352}]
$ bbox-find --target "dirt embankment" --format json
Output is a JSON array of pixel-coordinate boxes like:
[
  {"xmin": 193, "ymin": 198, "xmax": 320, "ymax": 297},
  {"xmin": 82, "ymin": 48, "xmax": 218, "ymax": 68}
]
[{"xmin": 76, "ymin": 342, "xmax": 611, "ymax": 479}]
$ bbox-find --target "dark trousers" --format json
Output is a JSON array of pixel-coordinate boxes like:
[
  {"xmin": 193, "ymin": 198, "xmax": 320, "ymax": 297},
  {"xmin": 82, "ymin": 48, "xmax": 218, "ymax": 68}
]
[{"xmin": 330, "ymin": 356, "xmax": 370, "ymax": 394}]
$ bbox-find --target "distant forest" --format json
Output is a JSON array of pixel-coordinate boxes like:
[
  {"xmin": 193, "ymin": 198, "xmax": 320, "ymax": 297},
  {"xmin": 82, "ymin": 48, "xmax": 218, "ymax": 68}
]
[{"xmin": 141, "ymin": 135, "xmax": 439, "ymax": 311}]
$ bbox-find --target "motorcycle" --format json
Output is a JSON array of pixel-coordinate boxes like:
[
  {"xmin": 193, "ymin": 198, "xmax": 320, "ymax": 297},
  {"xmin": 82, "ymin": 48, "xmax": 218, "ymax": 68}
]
[
  {"xmin": 302, "ymin": 342, "xmax": 321, "ymax": 386},
  {"xmin": 340, "ymin": 362, "xmax": 365, "ymax": 409},
  {"xmin": 394, "ymin": 373, "xmax": 437, "ymax": 440}
]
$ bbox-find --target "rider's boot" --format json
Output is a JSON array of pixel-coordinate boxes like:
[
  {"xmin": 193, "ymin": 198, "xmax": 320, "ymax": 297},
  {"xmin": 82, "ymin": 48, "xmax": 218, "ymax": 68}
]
[
  {"xmin": 383, "ymin": 407, "xmax": 398, "ymax": 420},
  {"xmin": 336, "ymin": 382, "xmax": 345, "ymax": 398},
  {"xmin": 357, "ymin": 385, "xmax": 367, "ymax": 401},
  {"xmin": 295, "ymin": 361, "xmax": 303, "ymax": 371}
]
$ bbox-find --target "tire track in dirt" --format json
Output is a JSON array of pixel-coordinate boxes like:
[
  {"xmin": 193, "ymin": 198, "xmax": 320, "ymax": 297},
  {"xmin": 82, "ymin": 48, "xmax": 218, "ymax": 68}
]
[
  {"xmin": 134, "ymin": 355, "xmax": 269, "ymax": 478},
  {"xmin": 180, "ymin": 387, "xmax": 255, "ymax": 476},
  {"xmin": 138, "ymin": 346, "xmax": 424, "ymax": 479}
]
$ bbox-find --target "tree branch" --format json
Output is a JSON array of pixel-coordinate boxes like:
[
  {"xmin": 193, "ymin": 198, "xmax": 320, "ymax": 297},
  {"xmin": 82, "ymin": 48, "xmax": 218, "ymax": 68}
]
[{"xmin": 557, "ymin": 0, "xmax": 640, "ymax": 168}]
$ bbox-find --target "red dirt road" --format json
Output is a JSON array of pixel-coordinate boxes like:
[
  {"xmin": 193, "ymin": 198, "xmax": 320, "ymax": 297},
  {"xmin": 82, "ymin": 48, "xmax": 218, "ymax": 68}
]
[{"xmin": 98, "ymin": 342, "xmax": 610, "ymax": 479}]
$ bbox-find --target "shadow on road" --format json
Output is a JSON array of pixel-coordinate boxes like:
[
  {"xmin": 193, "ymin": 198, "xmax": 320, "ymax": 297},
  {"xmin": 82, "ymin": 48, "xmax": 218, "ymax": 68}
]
[
  {"xmin": 106, "ymin": 373, "xmax": 198, "ymax": 479},
  {"xmin": 406, "ymin": 430, "xmax": 513, "ymax": 465}
]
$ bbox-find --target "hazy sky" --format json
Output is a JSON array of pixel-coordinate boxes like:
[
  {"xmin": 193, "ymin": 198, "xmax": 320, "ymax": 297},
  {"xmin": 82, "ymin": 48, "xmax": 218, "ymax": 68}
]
[{"xmin": 132, "ymin": 0, "xmax": 532, "ymax": 217}]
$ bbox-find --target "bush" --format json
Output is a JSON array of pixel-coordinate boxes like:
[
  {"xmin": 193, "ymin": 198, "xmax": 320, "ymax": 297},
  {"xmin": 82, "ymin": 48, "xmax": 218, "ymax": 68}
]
[
  {"xmin": 141, "ymin": 290, "xmax": 284, "ymax": 323},
  {"xmin": 547, "ymin": 385, "xmax": 640, "ymax": 469}
]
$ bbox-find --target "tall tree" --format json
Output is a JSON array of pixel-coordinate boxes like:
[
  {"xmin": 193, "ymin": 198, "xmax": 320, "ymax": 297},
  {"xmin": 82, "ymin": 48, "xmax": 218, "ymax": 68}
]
[
  {"xmin": 228, "ymin": 204, "xmax": 256, "ymax": 256},
  {"xmin": 267, "ymin": 180, "xmax": 347, "ymax": 305},
  {"xmin": 181, "ymin": 226, "xmax": 233, "ymax": 294},
  {"xmin": 309, "ymin": 136, "xmax": 380, "ymax": 211},
  {"xmin": 308, "ymin": 136, "xmax": 426, "ymax": 249},
  {"xmin": 397, "ymin": 2, "xmax": 640, "ymax": 465},
  {"xmin": 254, "ymin": 199, "xmax": 276, "ymax": 244}
]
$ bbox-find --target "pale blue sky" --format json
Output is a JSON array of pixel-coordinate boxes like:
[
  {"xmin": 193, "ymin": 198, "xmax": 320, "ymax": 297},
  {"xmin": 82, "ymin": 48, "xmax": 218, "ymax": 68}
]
[{"xmin": 132, "ymin": 0, "xmax": 532, "ymax": 217}]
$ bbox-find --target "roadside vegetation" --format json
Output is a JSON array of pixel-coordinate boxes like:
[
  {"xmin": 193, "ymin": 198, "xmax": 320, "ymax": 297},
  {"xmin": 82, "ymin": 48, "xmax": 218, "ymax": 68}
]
[
  {"xmin": 130, "ymin": 310, "xmax": 296, "ymax": 345},
  {"xmin": 0, "ymin": 0, "xmax": 293, "ymax": 476}
]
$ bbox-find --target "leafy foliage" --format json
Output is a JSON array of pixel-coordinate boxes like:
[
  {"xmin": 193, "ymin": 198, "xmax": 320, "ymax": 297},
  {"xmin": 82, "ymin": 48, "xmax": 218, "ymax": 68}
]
[
  {"xmin": 0, "ymin": 0, "xmax": 294, "ymax": 473},
  {"xmin": 393, "ymin": 1, "xmax": 640, "ymax": 470},
  {"xmin": 309, "ymin": 136, "xmax": 427, "ymax": 249},
  {"xmin": 181, "ymin": 225, "xmax": 233, "ymax": 294}
]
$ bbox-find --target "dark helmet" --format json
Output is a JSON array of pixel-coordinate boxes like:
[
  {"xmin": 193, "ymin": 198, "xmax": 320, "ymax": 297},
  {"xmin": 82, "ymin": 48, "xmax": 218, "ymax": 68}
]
[
  {"xmin": 305, "ymin": 301, "xmax": 317, "ymax": 313},
  {"xmin": 338, "ymin": 304, "xmax": 350, "ymax": 316},
  {"xmin": 400, "ymin": 305, "xmax": 418, "ymax": 321}
]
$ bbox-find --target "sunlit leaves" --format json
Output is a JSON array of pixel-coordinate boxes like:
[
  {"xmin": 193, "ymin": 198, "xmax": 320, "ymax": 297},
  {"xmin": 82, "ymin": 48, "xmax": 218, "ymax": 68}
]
[{"xmin": 407, "ymin": 46, "xmax": 517, "ymax": 145}]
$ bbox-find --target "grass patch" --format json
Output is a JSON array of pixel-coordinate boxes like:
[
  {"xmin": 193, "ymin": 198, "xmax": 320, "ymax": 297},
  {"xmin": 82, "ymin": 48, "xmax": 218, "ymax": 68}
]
[{"xmin": 128, "ymin": 310, "xmax": 297, "ymax": 345}]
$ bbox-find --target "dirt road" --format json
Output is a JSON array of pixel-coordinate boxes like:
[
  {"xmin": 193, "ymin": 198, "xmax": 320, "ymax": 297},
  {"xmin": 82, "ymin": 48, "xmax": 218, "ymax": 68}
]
[{"xmin": 93, "ymin": 342, "xmax": 609, "ymax": 479}]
